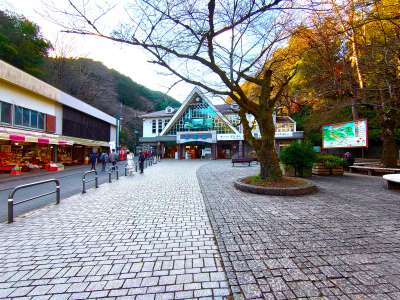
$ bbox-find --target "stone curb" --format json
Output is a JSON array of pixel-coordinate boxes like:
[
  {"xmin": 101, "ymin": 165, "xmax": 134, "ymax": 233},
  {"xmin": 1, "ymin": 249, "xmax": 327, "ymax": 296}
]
[{"xmin": 234, "ymin": 177, "xmax": 318, "ymax": 196}]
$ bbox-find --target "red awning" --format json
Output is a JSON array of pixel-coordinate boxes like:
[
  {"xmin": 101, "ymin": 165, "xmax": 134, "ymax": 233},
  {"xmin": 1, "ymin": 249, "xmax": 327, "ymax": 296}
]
[
  {"xmin": 38, "ymin": 138, "xmax": 49, "ymax": 144},
  {"xmin": 9, "ymin": 134, "xmax": 25, "ymax": 142}
]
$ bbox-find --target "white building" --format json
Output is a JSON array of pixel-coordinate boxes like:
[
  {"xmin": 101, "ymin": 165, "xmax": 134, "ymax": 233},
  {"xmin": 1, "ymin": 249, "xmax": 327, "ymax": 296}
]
[
  {"xmin": 139, "ymin": 87, "xmax": 304, "ymax": 159},
  {"xmin": 0, "ymin": 60, "xmax": 117, "ymax": 172}
]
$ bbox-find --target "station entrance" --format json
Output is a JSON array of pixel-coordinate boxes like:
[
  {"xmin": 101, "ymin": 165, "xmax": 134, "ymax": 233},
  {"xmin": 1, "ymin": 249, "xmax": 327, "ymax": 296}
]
[{"xmin": 179, "ymin": 142, "xmax": 214, "ymax": 159}]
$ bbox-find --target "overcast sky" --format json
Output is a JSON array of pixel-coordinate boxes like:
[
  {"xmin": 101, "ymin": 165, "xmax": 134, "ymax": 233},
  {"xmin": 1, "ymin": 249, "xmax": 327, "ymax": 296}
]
[{"xmin": 0, "ymin": 0, "xmax": 195, "ymax": 103}]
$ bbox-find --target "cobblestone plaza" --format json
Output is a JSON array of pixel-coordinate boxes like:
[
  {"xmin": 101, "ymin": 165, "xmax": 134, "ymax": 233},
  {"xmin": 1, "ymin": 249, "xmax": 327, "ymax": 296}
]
[{"xmin": 1, "ymin": 160, "xmax": 399, "ymax": 299}]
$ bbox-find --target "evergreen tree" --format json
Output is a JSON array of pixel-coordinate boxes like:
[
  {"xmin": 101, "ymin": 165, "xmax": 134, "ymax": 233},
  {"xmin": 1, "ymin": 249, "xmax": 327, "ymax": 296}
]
[{"xmin": 0, "ymin": 10, "xmax": 51, "ymax": 76}]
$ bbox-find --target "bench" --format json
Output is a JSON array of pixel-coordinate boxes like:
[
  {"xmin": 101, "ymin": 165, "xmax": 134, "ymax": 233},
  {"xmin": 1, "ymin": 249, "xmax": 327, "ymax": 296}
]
[
  {"xmin": 383, "ymin": 174, "xmax": 400, "ymax": 190},
  {"xmin": 232, "ymin": 157, "xmax": 257, "ymax": 167},
  {"xmin": 349, "ymin": 165, "xmax": 400, "ymax": 176}
]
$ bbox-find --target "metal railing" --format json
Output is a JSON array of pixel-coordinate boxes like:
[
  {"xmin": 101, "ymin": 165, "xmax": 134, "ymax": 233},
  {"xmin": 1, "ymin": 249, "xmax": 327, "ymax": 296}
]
[
  {"xmin": 8, "ymin": 179, "xmax": 60, "ymax": 223},
  {"xmin": 108, "ymin": 165, "xmax": 119, "ymax": 183},
  {"xmin": 82, "ymin": 170, "xmax": 98, "ymax": 194}
]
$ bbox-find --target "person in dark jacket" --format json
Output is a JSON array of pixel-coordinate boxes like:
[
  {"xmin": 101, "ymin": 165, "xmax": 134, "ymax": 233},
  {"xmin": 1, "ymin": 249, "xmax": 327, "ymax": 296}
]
[
  {"xmin": 344, "ymin": 152, "xmax": 355, "ymax": 170},
  {"xmin": 138, "ymin": 151, "xmax": 145, "ymax": 174},
  {"xmin": 100, "ymin": 151, "xmax": 108, "ymax": 172},
  {"xmin": 109, "ymin": 149, "xmax": 118, "ymax": 170},
  {"xmin": 90, "ymin": 150, "xmax": 97, "ymax": 170}
]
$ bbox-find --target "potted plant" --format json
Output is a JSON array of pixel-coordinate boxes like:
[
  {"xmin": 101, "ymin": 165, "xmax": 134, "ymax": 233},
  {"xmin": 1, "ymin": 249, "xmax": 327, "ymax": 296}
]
[
  {"xmin": 313, "ymin": 154, "xmax": 344, "ymax": 176},
  {"xmin": 279, "ymin": 142, "xmax": 317, "ymax": 177}
]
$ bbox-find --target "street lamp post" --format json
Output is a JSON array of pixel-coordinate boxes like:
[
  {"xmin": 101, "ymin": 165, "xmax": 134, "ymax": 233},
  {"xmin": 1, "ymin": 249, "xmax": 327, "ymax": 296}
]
[
  {"xmin": 116, "ymin": 116, "xmax": 120, "ymax": 151},
  {"xmin": 134, "ymin": 129, "xmax": 139, "ymax": 154},
  {"xmin": 116, "ymin": 102, "xmax": 124, "ymax": 151}
]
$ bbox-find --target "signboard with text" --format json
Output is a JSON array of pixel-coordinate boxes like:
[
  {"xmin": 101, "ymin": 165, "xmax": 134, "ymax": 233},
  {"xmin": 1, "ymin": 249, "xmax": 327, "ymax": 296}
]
[
  {"xmin": 275, "ymin": 131, "xmax": 294, "ymax": 138},
  {"xmin": 217, "ymin": 133, "xmax": 244, "ymax": 141},
  {"xmin": 177, "ymin": 131, "xmax": 217, "ymax": 144}
]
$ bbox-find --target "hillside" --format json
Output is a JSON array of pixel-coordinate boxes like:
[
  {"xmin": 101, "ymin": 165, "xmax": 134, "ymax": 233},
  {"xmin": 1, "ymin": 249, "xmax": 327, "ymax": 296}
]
[
  {"xmin": 40, "ymin": 57, "xmax": 180, "ymax": 149},
  {"xmin": 42, "ymin": 57, "xmax": 181, "ymax": 113}
]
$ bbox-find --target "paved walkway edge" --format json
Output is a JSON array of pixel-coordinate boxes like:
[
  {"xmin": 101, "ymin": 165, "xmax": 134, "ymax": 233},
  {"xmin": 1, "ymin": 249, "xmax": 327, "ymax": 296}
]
[{"xmin": 197, "ymin": 164, "xmax": 239, "ymax": 299}]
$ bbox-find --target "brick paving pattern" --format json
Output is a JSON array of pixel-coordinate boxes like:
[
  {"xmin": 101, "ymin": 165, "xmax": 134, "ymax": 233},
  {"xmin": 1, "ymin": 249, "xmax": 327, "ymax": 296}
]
[
  {"xmin": 0, "ymin": 161, "xmax": 229, "ymax": 299},
  {"xmin": 197, "ymin": 161, "xmax": 400, "ymax": 300}
]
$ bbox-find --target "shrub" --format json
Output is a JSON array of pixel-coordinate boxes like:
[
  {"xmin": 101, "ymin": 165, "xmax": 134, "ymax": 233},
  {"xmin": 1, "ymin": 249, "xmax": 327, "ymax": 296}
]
[
  {"xmin": 279, "ymin": 142, "xmax": 317, "ymax": 177},
  {"xmin": 316, "ymin": 154, "xmax": 344, "ymax": 169}
]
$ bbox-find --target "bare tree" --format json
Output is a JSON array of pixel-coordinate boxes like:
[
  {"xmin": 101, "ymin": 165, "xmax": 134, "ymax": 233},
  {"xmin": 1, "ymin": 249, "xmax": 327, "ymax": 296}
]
[{"xmin": 45, "ymin": 0, "xmax": 322, "ymax": 179}]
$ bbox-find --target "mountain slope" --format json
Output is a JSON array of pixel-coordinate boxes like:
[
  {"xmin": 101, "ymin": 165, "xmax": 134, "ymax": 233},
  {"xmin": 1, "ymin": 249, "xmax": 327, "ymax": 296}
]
[{"xmin": 41, "ymin": 57, "xmax": 180, "ymax": 148}]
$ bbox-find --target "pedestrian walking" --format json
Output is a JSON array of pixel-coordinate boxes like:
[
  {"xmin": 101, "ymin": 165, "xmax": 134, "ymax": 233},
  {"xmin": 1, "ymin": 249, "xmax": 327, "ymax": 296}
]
[
  {"xmin": 109, "ymin": 149, "xmax": 118, "ymax": 170},
  {"xmin": 90, "ymin": 150, "xmax": 97, "ymax": 170},
  {"xmin": 138, "ymin": 151, "xmax": 145, "ymax": 174},
  {"xmin": 100, "ymin": 151, "xmax": 108, "ymax": 172},
  {"xmin": 126, "ymin": 150, "xmax": 135, "ymax": 176}
]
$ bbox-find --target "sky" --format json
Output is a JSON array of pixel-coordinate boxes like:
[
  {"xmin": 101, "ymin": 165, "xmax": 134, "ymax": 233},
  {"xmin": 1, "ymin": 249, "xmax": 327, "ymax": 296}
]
[{"xmin": 0, "ymin": 0, "xmax": 195, "ymax": 103}]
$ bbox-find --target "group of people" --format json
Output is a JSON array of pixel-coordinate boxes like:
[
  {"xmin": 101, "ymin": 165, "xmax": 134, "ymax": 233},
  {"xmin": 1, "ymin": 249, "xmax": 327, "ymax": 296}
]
[
  {"xmin": 89, "ymin": 149, "xmax": 119, "ymax": 172},
  {"xmin": 89, "ymin": 149, "xmax": 151, "ymax": 174}
]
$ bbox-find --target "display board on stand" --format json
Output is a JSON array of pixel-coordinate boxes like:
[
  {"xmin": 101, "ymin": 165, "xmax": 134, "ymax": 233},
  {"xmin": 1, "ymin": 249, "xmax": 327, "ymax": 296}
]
[{"xmin": 322, "ymin": 119, "xmax": 368, "ymax": 149}]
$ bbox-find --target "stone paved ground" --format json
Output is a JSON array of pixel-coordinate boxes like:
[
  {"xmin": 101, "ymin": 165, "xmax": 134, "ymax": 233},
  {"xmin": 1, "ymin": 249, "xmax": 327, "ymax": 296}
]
[
  {"xmin": 197, "ymin": 161, "xmax": 400, "ymax": 300},
  {"xmin": 0, "ymin": 160, "xmax": 229, "ymax": 300}
]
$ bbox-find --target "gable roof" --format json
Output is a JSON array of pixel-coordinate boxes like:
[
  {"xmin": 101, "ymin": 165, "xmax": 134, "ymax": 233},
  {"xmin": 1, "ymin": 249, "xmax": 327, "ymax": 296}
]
[
  {"xmin": 214, "ymin": 104, "xmax": 235, "ymax": 115},
  {"xmin": 160, "ymin": 87, "xmax": 240, "ymax": 136},
  {"xmin": 140, "ymin": 110, "xmax": 176, "ymax": 118}
]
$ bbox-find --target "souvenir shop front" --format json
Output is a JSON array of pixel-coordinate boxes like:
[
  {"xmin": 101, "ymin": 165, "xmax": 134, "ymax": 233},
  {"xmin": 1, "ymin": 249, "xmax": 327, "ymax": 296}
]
[{"xmin": 0, "ymin": 128, "xmax": 109, "ymax": 175}]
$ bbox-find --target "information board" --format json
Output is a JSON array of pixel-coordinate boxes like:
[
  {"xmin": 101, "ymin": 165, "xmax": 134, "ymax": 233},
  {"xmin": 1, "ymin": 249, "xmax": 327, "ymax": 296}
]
[{"xmin": 322, "ymin": 119, "xmax": 368, "ymax": 149}]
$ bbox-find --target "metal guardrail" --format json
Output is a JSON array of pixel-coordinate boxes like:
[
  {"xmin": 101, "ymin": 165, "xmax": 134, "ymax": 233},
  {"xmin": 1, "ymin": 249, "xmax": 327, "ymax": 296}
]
[
  {"xmin": 82, "ymin": 170, "xmax": 98, "ymax": 194},
  {"xmin": 8, "ymin": 179, "xmax": 60, "ymax": 223},
  {"xmin": 108, "ymin": 165, "xmax": 119, "ymax": 183}
]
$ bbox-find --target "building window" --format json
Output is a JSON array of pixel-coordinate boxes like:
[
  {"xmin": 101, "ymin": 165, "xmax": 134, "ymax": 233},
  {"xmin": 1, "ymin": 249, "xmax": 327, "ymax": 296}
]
[
  {"xmin": 14, "ymin": 105, "xmax": 45, "ymax": 130},
  {"xmin": 38, "ymin": 113, "xmax": 44, "ymax": 129},
  {"xmin": 22, "ymin": 108, "xmax": 30, "ymax": 127},
  {"xmin": 164, "ymin": 119, "xmax": 170, "ymax": 127},
  {"xmin": 158, "ymin": 119, "xmax": 163, "ymax": 133},
  {"xmin": 165, "ymin": 97, "xmax": 234, "ymax": 135},
  {"xmin": 276, "ymin": 122, "xmax": 294, "ymax": 132},
  {"xmin": 152, "ymin": 120, "xmax": 156, "ymax": 134},
  {"xmin": 31, "ymin": 110, "xmax": 38, "ymax": 128},
  {"xmin": 0, "ymin": 101, "xmax": 12, "ymax": 124}
]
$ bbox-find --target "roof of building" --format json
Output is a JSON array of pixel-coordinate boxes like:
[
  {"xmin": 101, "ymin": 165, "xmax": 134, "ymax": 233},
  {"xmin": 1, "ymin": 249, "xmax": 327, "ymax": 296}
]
[
  {"xmin": 276, "ymin": 116, "xmax": 295, "ymax": 123},
  {"xmin": 141, "ymin": 103, "xmax": 235, "ymax": 119},
  {"xmin": 160, "ymin": 87, "xmax": 240, "ymax": 136},
  {"xmin": 0, "ymin": 60, "xmax": 116, "ymax": 126},
  {"xmin": 214, "ymin": 104, "xmax": 236, "ymax": 115},
  {"xmin": 140, "ymin": 99, "xmax": 295, "ymax": 124},
  {"xmin": 140, "ymin": 109, "xmax": 176, "ymax": 118}
]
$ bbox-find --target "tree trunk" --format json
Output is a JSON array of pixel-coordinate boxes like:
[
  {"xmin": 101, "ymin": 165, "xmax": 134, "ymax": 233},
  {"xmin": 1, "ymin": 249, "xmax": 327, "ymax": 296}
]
[
  {"xmin": 381, "ymin": 110, "xmax": 398, "ymax": 167},
  {"xmin": 256, "ymin": 111, "xmax": 282, "ymax": 180}
]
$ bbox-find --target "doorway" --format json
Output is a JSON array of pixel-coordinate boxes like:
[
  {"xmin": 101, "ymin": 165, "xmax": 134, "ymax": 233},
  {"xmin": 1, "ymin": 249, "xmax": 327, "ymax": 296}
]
[{"xmin": 182, "ymin": 143, "xmax": 212, "ymax": 159}]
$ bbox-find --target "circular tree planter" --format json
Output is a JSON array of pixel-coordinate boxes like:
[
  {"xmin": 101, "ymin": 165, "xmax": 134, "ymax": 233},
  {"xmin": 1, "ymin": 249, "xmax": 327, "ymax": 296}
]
[{"xmin": 234, "ymin": 177, "xmax": 317, "ymax": 196}]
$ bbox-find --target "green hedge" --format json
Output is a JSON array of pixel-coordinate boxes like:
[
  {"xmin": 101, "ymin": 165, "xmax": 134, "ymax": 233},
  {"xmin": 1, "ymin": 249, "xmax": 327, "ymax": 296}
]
[
  {"xmin": 279, "ymin": 142, "xmax": 317, "ymax": 177},
  {"xmin": 315, "ymin": 154, "xmax": 344, "ymax": 169}
]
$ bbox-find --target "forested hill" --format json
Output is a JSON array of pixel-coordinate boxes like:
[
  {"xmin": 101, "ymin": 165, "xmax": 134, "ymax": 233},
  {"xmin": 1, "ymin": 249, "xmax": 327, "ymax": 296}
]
[
  {"xmin": 41, "ymin": 57, "xmax": 180, "ymax": 113},
  {"xmin": 0, "ymin": 10, "xmax": 180, "ymax": 148},
  {"xmin": 40, "ymin": 57, "xmax": 181, "ymax": 148}
]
